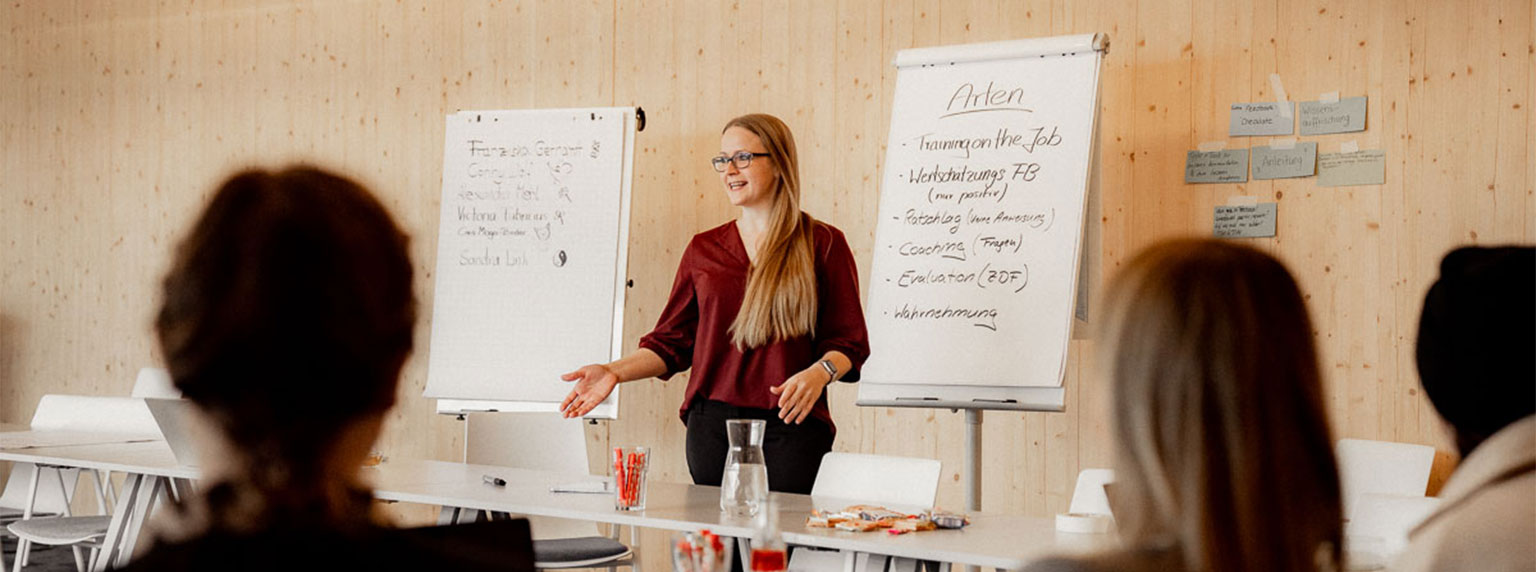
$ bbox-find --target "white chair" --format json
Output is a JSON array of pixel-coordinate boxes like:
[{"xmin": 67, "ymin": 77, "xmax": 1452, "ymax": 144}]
[
  {"xmin": 808, "ymin": 452, "xmax": 942, "ymax": 514},
  {"xmin": 8, "ymin": 395, "xmax": 159, "ymax": 570},
  {"xmin": 8, "ymin": 516, "xmax": 112, "ymax": 572},
  {"xmin": 462, "ymin": 412, "xmax": 632, "ymax": 570},
  {"xmin": 791, "ymin": 452, "xmax": 944, "ymax": 572},
  {"xmin": 0, "ymin": 463, "xmax": 80, "ymax": 572},
  {"xmin": 27, "ymin": 395, "xmax": 159, "ymax": 436},
  {"xmin": 1343, "ymin": 493, "xmax": 1442, "ymax": 570},
  {"xmin": 1335, "ymin": 439, "xmax": 1435, "ymax": 519},
  {"xmin": 128, "ymin": 367, "xmax": 179, "ymax": 399}
]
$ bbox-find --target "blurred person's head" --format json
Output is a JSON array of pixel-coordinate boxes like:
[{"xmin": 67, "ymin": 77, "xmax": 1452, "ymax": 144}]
[
  {"xmin": 156, "ymin": 166, "xmax": 416, "ymax": 533},
  {"xmin": 1415, "ymin": 246, "xmax": 1535, "ymax": 458},
  {"xmin": 1099, "ymin": 238, "xmax": 1342, "ymax": 572}
]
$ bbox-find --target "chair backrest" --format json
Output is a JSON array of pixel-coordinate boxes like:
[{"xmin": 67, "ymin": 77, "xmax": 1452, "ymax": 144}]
[
  {"xmin": 0, "ymin": 463, "xmax": 77, "ymax": 514},
  {"xmin": 130, "ymin": 367, "xmax": 180, "ymax": 399},
  {"xmin": 29, "ymin": 394, "xmax": 160, "ymax": 437},
  {"xmin": 466, "ymin": 412, "xmax": 591, "ymax": 474},
  {"xmin": 811, "ymin": 452, "xmax": 942, "ymax": 513},
  {"xmin": 1067, "ymin": 468, "xmax": 1116, "ymax": 516},
  {"xmin": 466, "ymin": 412, "xmax": 596, "ymax": 540},
  {"xmin": 1336, "ymin": 439, "xmax": 1435, "ymax": 517}
]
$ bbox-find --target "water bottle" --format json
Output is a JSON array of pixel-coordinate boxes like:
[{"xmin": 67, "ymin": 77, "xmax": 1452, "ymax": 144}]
[
  {"xmin": 719, "ymin": 418, "xmax": 768, "ymax": 517},
  {"xmin": 750, "ymin": 498, "xmax": 785, "ymax": 572}
]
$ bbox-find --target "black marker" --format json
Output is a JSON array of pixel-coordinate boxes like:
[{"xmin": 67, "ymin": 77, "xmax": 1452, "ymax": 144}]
[{"xmin": 482, "ymin": 475, "xmax": 507, "ymax": 487}]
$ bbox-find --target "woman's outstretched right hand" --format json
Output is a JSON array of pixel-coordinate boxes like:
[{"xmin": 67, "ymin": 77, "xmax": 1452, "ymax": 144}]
[{"xmin": 559, "ymin": 364, "xmax": 619, "ymax": 418}]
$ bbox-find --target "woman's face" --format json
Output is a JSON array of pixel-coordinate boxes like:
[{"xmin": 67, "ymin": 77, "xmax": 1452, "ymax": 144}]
[{"xmin": 718, "ymin": 126, "xmax": 778, "ymax": 210}]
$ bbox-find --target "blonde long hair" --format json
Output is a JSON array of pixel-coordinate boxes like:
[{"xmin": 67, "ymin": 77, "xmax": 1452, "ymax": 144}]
[
  {"xmin": 1099, "ymin": 239, "xmax": 1342, "ymax": 572},
  {"xmin": 725, "ymin": 114, "xmax": 817, "ymax": 349}
]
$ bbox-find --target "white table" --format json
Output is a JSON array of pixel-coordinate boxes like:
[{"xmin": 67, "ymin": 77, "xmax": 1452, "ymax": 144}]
[
  {"xmin": 0, "ymin": 447, "xmax": 1112, "ymax": 572},
  {"xmin": 369, "ymin": 459, "xmax": 1114, "ymax": 571},
  {"xmin": 786, "ymin": 514, "xmax": 1112, "ymax": 571},
  {"xmin": 0, "ymin": 440, "xmax": 191, "ymax": 571},
  {"xmin": 367, "ymin": 459, "xmax": 796, "ymax": 535}
]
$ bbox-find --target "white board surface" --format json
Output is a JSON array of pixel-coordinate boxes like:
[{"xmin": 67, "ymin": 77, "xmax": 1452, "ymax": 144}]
[
  {"xmin": 424, "ymin": 107, "xmax": 635, "ymax": 417},
  {"xmin": 859, "ymin": 35, "xmax": 1106, "ymax": 409}
]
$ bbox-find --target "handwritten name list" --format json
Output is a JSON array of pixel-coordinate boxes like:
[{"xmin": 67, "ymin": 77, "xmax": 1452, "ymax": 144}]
[
  {"xmin": 425, "ymin": 109, "xmax": 628, "ymax": 404},
  {"xmin": 446, "ymin": 135, "xmax": 609, "ymax": 268}
]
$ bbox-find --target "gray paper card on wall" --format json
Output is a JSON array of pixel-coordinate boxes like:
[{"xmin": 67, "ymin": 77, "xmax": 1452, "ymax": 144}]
[
  {"xmin": 1317, "ymin": 150, "xmax": 1387, "ymax": 187},
  {"xmin": 1213, "ymin": 203, "xmax": 1278, "ymax": 238},
  {"xmin": 1251, "ymin": 142, "xmax": 1317, "ymax": 179},
  {"xmin": 1185, "ymin": 149, "xmax": 1250, "ymax": 183},
  {"xmin": 1229, "ymin": 102, "xmax": 1295, "ymax": 136},
  {"xmin": 1298, "ymin": 97, "xmax": 1367, "ymax": 135}
]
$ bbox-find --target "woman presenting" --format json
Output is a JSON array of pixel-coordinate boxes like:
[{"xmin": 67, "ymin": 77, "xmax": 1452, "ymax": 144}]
[{"xmin": 560, "ymin": 113, "xmax": 869, "ymax": 494}]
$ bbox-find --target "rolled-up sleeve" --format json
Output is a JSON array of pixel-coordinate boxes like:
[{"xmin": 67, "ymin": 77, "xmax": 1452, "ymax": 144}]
[
  {"xmin": 814, "ymin": 226, "xmax": 871, "ymax": 381},
  {"xmin": 637, "ymin": 241, "xmax": 700, "ymax": 380}
]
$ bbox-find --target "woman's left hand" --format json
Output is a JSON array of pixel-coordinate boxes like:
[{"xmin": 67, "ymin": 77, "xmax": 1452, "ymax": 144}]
[{"xmin": 769, "ymin": 367, "xmax": 831, "ymax": 424}]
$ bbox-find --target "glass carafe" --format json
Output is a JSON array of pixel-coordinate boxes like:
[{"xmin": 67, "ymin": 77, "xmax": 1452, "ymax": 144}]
[{"xmin": 719, "ymin": 419, "xmax": 768, "ymax": 517}]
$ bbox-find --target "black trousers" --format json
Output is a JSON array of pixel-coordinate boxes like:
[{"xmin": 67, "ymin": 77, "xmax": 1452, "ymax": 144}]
[{"xmin": 684, "ymin": 400, "xmax": 834, "ymax": 494}]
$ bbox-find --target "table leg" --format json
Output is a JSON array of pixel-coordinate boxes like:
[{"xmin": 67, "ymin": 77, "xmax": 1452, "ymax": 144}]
[
  {"xmin": 16, "ymin": 465, "xmax": 40, "ymax": 568},
  {"xmin": 114, "ymin": 476, "xmax": 166, "ymax": 569},
  {"xmin": 93, "ymin": 473, "xmax": 145, "ymax": 572},
  {"xmin": 167, "ymin": 478, "xmax": 194, "ymax": 503},
  {"xmin": 628, "ymin": 524, "xmax": 642, "ymax": 572},
  {"xmin": 736, "ymin": 537, "xmax": 752, "ymax": 572},
  {"xmin": 437, "ymin": 506, "xmax": 461, "ymax": 525}
]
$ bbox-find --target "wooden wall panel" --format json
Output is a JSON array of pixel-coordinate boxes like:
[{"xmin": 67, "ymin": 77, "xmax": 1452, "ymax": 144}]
[{"xmin": 2, "ymin": 1, "xmax": 1532, "ymax": 556}]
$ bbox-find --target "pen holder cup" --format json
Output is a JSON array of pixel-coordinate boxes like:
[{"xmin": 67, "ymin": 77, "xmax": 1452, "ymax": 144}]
[{"xmin": 613, "ymin": 446, "xmax": 649, "ymax": 511}]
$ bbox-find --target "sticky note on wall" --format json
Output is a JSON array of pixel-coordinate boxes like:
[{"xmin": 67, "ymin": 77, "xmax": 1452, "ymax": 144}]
[
  {"xmin": 1229, "ymin": 102, "xmax": 1295, "ymax": 136},
  {"xmin": 1213, "ymin": 203, "xmax": 1278, "ymax": 238},
  {"xmin": 1251, "ymin": 142, "xmax": 1317, "ymax": 179},
  {"xmin": 1185, "ymin": 149, "xmax": 1250, "ymax": 183},
  {"xmin": 1317, "ymin": 150, "xmax": 1386, "ymax": 186},
  {"xmin": 1299, "ymin": 96, "xmax": 1368, "ymax": 135}
]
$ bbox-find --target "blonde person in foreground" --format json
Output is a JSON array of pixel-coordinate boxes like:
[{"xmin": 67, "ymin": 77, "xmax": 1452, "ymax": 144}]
[{"xmin": 1025, "ymin": 239, "xmax": 1344, "ymax": 572}]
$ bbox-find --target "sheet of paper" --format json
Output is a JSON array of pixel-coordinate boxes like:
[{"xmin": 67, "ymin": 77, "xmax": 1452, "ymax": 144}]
[
  {"xmin": 1213, "ymin": 203, "xmax": 1278, "ymax": 238},
  {"xmin": 1229, "ymin": 102, "xmax": 1295, "ymax": 136},
  {"xmin": 0, "ymin": 430, "xmax": 160, "ymax": 450},
  {"xmin": 1299, "ymin": 96, "xmax": 1368, "ymax": 135},
  {"xmin": 1185, "ymin": 149, "xmax": 1250, "ymax": 183},
  {"xmin": 1251, "ymin": 142, "xmax": 1317, "ymax": 179},
  {"xmin": 1317, "ymin": 149, "xmax": 1387, "ymax": 187},
  {"xmin": 550, "ymin": 481, "xmax": 611, "ymax": 494}
]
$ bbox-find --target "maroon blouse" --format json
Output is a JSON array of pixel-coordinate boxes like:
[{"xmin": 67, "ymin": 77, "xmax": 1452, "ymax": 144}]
[{"xmin": 638, "ymin": 217, "xmax": 870, "ymax": 434}]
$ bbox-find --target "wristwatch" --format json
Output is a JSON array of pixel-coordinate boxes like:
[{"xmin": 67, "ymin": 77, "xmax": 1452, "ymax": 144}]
[{"xmin": 818, "ymin": 359, "xmax": 839, "ymax": 383}]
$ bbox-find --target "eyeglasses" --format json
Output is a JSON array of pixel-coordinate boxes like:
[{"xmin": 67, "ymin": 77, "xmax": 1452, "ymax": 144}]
[{"xmin": 710, "ymin": 151, "xmax": 770, "ymax": 172}]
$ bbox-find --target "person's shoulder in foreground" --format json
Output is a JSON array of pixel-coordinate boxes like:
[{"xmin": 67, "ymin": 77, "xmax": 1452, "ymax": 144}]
[
  {"xmin": 1392, "ymin": 416, "xmax": 1535, "ymax": 572},
  {"xmin": 119, "ymin": 518, "xmax": 536, "ymax": 572}
]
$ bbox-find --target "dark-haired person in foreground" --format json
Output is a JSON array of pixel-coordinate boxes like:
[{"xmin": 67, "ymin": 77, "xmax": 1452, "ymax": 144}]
[
  {"xmin": 122, "ymin": 167, "xmax": 533, "ymax": 571},
  {"xmin": 1025, "ymin": 239, "xmax": 1343, "ymax": 572},
  {"xmin": 1393, "ymin": 246, "xmax": 1534, "ymax": 572}
]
